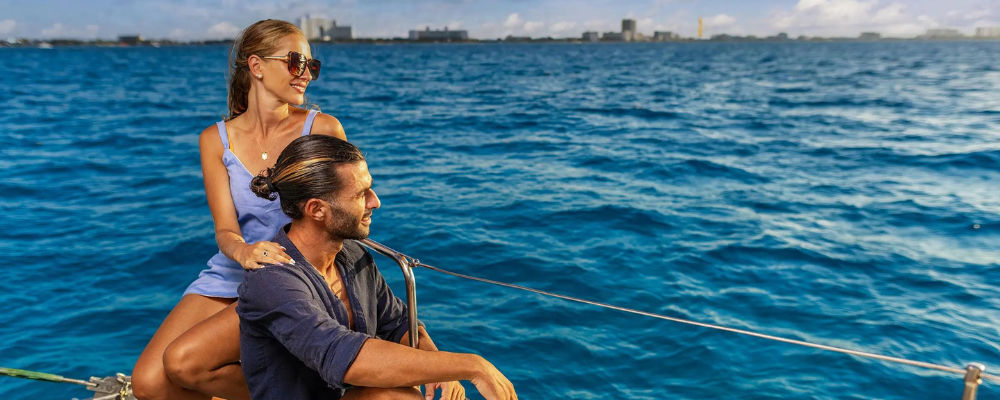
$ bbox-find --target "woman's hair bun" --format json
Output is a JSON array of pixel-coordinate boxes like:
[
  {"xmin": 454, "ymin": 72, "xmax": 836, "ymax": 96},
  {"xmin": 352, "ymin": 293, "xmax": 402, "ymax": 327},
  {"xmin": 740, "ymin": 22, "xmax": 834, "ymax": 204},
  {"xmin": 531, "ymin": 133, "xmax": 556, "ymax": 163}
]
[{"xmin": 250, "ymin": 167, "xmax": 278, "ymax": 200}]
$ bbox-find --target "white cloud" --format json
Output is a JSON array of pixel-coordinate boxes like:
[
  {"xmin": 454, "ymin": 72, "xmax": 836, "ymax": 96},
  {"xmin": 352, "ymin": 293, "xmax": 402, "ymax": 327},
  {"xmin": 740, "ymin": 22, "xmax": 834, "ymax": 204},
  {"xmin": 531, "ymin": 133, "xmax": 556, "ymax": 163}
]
[
  {"xmin": 523, "ymin": 21, "xmax": 544, "ymax": 33},
  {"xmin": 705, "ymin": 14, "xmax": 736, "ymax": 27},
  {"xmin": 550, "ymin": 21, "xmax": 576, "ymax": 34},
  {"xmin": 498, "ymin": 12, "xmax": 544, "ymax": 36},
  {"xmin": 41, "ymin": 23, "xmax": 67, "ymax": 37},
  {"xmin": 771, "ymin": 0, "xmax": 933, "ymax": 37},
  {"xmin": 958, "ymin": 9, "xmax": 992, "ymax": 20},
  {"xmin": 503, "ymin": 13, "xmax": 523, "ymax": 29},
  {"xmin": 0, "ymin": 19, "xmax": 15, "ymax": 35},
  {"xmin": 207, "ymin": 21, "xmax": 240, "ymax": 38}
]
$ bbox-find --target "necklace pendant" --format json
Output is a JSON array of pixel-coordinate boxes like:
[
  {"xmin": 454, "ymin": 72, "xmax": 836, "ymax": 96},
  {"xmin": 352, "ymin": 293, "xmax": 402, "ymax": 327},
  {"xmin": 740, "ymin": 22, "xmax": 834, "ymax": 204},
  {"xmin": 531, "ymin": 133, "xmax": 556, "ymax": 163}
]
[{"xmin": 261, "ymin": 152, "xmax": 268, "ymax": 160}]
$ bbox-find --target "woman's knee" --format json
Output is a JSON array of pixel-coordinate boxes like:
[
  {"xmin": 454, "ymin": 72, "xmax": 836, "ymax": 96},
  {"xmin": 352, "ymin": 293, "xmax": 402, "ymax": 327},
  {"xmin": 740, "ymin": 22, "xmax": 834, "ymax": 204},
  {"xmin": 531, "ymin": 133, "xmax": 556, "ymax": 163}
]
[
  {"xmin": 162, "ymin": 339, "xmax": 208, "ymax": 389},
  {"xmin": 131, "ymin": 361, "xmax": 171, "ymax": 400}
]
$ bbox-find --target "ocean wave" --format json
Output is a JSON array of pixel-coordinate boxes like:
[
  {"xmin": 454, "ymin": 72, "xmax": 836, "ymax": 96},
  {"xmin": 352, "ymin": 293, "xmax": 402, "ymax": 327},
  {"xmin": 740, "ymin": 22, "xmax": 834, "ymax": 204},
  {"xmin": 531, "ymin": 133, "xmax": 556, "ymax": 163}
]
[{"xmin": 3, "ymin": 41, "xmax": 999, "ymax": 400}]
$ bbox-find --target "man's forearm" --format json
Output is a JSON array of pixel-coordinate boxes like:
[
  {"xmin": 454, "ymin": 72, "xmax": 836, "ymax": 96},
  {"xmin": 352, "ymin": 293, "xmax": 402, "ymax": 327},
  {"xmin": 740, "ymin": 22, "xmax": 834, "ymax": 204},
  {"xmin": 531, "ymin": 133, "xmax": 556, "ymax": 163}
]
[
  {"xmin": 399, "ymin": 326, "xmax": 438, "ymax": 352},
  {"xmin": 343, "ymin": 338, "xmax": 485, "ymax": 388}
]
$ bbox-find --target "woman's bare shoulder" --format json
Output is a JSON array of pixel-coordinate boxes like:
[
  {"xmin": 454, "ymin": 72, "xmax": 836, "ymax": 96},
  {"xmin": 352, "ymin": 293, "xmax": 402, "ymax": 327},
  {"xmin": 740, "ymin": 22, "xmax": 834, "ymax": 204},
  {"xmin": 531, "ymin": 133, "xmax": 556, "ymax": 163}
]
[
  {"xmin": 198, "ymin": 121, "xmax": 225, "ymax": 152},
  {"xmin": 309, "ymin": 112, "xmax": 347, "ymax": 140}
]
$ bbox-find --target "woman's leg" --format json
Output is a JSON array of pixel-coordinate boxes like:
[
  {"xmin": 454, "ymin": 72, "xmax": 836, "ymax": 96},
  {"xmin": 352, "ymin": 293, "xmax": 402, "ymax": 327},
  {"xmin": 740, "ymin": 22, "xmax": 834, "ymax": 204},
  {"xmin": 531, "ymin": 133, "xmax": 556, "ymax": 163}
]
[
  {"xmin": 132, "ymin": 294, "xmax": 234, "ymax": 400},
  {"xmin": 163, "ymin": 302, "xmax": 249, "ymax": 400},
  {"xmin": 341, "ymin": 387, "xmax": 424, "ymax": 400}
]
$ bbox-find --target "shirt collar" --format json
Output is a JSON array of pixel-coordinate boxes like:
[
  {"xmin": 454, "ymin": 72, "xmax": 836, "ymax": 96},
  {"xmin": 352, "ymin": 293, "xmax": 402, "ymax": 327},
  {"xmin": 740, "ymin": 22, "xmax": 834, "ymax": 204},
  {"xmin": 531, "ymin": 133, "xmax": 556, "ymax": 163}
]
[{"xmin": 273, "ymin": 224, "xmax": 310, "ymax": 267}]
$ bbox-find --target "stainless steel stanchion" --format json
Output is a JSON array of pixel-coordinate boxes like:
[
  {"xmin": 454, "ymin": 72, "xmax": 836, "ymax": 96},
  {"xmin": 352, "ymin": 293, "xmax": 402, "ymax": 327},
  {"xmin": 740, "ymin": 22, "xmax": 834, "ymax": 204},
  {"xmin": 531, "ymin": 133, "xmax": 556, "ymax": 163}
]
[
  {"xmin": 962, "ymin": 363, "xmax": 985, "ymax": 400},
  {"xmin": 360, "ymin": 238, "xmax": 419, "ymax": 348}
]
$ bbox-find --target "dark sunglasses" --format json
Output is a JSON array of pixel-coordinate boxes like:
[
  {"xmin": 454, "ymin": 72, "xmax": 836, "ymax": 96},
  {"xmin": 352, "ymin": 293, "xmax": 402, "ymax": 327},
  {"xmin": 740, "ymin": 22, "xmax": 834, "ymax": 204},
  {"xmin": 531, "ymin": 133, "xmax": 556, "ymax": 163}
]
[{"xmin": 260, "ymin": 51, "xmax": 321, "ymax": 79}]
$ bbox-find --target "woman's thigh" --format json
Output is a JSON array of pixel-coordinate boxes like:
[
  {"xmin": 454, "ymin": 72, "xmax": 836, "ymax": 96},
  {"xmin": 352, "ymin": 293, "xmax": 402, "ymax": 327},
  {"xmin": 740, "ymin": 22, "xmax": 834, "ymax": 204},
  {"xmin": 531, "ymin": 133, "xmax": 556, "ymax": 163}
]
[
  {"xmin": 341, "ymin": 386, "xmax": 423, "ymax": 400},
  {"xmin": 166, "ymin": 301, "xmax": 242, "ymax": 370},
  {"xmin": 134, "ymin": 294, "xmax": 235, "ymax": 376}
]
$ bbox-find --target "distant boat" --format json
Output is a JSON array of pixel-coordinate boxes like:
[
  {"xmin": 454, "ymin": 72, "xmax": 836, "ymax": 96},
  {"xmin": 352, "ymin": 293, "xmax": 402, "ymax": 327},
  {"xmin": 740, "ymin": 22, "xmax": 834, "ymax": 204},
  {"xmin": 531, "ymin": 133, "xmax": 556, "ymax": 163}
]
[{"xmin": 37, "ymin": 42, "xmax": 53, "ymax": 49}]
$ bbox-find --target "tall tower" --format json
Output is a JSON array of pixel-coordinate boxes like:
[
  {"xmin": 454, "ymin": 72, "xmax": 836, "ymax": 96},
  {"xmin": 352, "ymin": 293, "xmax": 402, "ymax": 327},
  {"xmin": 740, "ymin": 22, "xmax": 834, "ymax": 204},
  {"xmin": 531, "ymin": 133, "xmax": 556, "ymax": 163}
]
[
  {"xmin": 698, "ymin": 17, "xmax": 703, "ymax": 39},
  {"xmin": 622, "ymin": 19, "xmax": 637, "ymax": 42}
]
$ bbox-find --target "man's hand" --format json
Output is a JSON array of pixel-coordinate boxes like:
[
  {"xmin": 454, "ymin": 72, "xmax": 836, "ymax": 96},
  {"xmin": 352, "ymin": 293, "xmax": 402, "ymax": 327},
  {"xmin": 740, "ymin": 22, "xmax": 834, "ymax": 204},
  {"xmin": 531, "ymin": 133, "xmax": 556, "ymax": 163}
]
[
  {"xmin": 469, "ymin": 357, "xmax": 517, "ymax": 400},
  {"xmin": 423, "ymin": 381, "xmax": 466, "ymax": 400}
]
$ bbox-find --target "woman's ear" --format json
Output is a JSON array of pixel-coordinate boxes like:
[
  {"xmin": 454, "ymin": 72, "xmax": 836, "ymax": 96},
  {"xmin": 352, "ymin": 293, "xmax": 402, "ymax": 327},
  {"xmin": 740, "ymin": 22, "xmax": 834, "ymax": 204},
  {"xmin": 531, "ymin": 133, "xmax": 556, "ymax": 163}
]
[{"xmin": 247, "ymin": 54, "xmax": 264, "ymax": 78}]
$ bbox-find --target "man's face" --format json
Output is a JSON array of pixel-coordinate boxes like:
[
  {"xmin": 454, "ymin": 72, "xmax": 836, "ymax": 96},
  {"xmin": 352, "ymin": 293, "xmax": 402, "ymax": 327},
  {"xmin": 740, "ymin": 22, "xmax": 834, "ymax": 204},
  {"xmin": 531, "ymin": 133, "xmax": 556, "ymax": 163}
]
[{"xmin": 324, "ymin": 161, "xmax": 380, "ymax": 241}]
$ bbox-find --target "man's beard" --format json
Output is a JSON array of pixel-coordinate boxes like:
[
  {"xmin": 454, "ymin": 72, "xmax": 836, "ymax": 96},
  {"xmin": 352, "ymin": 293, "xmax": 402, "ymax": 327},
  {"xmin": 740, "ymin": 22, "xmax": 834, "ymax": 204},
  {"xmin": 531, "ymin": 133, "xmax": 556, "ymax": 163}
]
[{"xmin": 325, "ymin": 203, "xmax": 369, "ymax": 241}]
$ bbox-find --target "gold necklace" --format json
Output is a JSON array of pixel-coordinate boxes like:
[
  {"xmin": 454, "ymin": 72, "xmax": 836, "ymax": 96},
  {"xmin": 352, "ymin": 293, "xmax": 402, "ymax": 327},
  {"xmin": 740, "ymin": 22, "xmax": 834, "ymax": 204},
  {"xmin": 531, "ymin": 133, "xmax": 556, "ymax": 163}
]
[{"xmin": 255, "ymin": 135, "xmax": 268, "ymax": 160}]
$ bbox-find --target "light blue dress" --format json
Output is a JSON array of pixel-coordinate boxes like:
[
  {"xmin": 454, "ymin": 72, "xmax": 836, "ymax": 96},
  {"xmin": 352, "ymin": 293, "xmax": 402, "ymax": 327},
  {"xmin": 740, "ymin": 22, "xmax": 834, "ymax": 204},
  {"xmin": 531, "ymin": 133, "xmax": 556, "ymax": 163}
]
[{"xmin": 184, "ymin": 109, "xmax": 318, "ymax": 298}]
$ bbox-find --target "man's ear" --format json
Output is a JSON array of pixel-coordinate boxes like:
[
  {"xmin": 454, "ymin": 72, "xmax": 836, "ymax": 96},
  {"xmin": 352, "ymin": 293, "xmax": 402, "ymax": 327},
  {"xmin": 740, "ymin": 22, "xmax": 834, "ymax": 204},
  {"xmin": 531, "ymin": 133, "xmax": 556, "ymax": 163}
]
[{"xmin": 303, "ymin": 198, "xmax": 326, "ymax": 221}]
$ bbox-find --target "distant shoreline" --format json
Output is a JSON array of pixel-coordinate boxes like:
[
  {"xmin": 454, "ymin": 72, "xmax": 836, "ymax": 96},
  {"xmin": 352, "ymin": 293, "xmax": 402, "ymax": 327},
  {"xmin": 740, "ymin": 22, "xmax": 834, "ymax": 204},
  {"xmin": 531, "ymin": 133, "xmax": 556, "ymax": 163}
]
[{"xmin": 4, "ymin": 37, "xmax": 999, "ymax": 48}]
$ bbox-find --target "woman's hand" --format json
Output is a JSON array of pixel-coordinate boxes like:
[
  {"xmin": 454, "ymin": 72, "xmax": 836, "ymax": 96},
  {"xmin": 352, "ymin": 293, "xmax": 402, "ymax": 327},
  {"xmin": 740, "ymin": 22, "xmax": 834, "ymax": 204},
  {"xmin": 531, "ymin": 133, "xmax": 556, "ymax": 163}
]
[
  {"xmin": 424, "ymin": 381, "xmax": 466, "ymax": 400},
  {"xmin": 235, "ymin": 241, "xmax": 294, "ymax": 270}
]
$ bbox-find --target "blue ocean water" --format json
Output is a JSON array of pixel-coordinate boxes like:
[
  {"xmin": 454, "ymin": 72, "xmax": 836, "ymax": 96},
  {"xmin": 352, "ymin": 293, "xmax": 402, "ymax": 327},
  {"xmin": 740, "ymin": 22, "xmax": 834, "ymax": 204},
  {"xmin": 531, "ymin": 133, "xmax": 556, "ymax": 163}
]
[{"xmin": 1, "ymin": 41, "xmax": 998, "ymax": 399}]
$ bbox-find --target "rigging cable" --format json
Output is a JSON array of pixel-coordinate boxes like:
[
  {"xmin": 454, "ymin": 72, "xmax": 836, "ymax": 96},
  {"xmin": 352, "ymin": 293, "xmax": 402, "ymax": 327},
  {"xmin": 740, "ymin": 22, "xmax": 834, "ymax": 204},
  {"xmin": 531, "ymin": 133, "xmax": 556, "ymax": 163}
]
[{"xmin": 414, "ymin": 261, "xmax": 1000, "ymax": 383}]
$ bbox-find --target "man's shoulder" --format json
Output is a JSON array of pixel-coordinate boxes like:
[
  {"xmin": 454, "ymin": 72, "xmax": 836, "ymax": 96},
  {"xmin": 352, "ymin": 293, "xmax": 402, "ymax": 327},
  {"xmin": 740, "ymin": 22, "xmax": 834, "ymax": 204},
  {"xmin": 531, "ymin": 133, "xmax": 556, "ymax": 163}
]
[
  {"xmin": 240, "ymin": 263, "xmax": 315, "ymax": 295},
  {"xmin": 340, "ymin": 240, "xmax": 375, "ymax": 272}
]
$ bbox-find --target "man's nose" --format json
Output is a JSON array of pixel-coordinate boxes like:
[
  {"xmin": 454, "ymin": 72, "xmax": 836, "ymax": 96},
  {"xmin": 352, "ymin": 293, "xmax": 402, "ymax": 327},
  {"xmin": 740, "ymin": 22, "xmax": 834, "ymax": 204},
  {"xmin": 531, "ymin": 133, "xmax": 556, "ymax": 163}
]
[{"xmin": 367, "ymin": 189, "xmax": 380, "ymax": 209}]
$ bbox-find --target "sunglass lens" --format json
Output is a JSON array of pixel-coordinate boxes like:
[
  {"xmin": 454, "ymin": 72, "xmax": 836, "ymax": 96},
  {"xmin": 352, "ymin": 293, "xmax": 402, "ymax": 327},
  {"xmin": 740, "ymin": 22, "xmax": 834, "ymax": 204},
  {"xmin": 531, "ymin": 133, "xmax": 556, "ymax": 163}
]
[
  {"xmin": 307, "ymin": 59, "xmax": 321, "ymax": 79},
  {"xmin": 287, "ymin": 51, "xmax": 305, "ymax": 77}
]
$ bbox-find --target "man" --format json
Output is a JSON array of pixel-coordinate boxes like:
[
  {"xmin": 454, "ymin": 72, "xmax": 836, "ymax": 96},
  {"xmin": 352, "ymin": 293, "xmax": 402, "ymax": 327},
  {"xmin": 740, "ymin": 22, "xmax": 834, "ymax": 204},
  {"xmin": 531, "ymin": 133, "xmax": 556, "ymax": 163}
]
[{"xmin": 237, "ymin": 135, "xmax": 517, "ymax": 400}]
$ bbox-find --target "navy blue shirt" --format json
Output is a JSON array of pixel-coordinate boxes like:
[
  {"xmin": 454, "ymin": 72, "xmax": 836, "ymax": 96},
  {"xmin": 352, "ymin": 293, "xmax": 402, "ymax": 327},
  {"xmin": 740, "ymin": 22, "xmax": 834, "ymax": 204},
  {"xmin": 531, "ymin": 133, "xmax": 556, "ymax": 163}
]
[{"xmin": 236, "ymin": 226, "xmax": 419, "ymax": 400}]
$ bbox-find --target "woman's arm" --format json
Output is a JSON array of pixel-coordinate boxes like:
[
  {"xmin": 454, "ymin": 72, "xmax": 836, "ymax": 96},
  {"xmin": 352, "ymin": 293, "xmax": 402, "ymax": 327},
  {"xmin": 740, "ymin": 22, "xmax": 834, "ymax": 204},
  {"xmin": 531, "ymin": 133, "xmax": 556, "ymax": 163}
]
[{"xmin": 198, "ymin": 125, "xmax": 290, "ymax": 268}]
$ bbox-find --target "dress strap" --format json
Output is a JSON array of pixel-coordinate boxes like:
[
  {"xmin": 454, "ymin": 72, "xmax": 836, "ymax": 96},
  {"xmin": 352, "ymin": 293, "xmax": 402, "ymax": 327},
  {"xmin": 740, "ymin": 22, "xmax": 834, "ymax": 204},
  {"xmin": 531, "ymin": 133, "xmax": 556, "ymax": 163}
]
[
  {"xmin": 301, "ymin": 109, "xmax": 318, "ymax": 136},
  {"xmin": 216, "ymin": 121, "xmax": 231, "ymax": 149}
]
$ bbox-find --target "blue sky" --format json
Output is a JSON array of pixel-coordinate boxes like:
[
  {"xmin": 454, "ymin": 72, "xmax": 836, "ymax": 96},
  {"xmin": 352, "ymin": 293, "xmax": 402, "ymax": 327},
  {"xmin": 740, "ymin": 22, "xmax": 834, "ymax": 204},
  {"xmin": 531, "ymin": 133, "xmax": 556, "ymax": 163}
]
[{"xmin": 0, "ymin": 0, "xmax": 996, "ymax": 40}]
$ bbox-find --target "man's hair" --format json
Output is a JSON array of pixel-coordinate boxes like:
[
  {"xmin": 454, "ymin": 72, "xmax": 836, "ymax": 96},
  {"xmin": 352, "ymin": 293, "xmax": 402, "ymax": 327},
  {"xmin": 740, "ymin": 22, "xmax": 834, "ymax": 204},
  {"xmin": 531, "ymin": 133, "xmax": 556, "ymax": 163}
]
[{"xmin": 250, "ymin": 135, "xmax": 365, "ymax": 219}]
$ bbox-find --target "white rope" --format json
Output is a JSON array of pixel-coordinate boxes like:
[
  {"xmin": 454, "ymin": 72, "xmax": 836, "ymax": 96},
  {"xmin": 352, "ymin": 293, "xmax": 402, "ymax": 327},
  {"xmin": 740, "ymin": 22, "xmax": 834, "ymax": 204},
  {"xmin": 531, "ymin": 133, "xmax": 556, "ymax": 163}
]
[{"xmin": 416, "ymin": 262, "xmax": 999, "ymax": 383}]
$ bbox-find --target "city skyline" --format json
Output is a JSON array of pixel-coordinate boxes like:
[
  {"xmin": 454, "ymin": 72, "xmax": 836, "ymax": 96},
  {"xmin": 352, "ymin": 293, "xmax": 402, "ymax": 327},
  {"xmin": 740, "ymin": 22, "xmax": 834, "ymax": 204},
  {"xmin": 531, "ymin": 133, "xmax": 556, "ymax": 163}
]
[{"xmin": 0, "ymin": 0, "xmax": 997, "ymax": 40}]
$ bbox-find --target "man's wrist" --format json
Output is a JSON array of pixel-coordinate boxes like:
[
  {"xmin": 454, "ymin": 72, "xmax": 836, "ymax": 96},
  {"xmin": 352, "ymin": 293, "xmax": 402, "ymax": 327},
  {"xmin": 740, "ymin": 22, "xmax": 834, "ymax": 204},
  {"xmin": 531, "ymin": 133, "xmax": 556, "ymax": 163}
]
[{"xmin": 460, "ymin": 353, "xmax": 487, "ymax": 380}]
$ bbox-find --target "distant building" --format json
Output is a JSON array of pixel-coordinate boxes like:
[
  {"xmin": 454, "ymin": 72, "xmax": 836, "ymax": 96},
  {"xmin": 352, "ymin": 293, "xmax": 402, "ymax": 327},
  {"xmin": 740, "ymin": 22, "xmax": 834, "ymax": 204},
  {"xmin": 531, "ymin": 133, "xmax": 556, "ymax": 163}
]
[
  {"xmin": 299, "ymin": 16, "xmax": 328, "ymax": 40},
  {"xmin": 975, "ymin": 27, "xmax": 1000, "ymax": 38},
  {"xmin": 859, "ymin": 32, "xmax": 881, "ymax": 40},
  {"xmin": 922, "ymin": 28, "xmax": 963, "ymax": 39},
  {"xmin": 325, "ymin": 21, "xmax": 352, "ymax": 40},
  {"xmin": 652, "ymin": 31, "xmax": 678, "ymax": 41},
  {"xmin": 408, "ymin": 26, "xmax": 468, "ymax": 41},
  {"xmin": 118, "ymin": 35, "xmax": 143, "ymax": 45},
  {"xmin": 622, "ymin": 19, "xmax": 637, "ymax": 42},
  {"xmin": 582, "ymin": 31, "xmax": 600, "ymax": 42},
  {"xmin": 299, "ymin": 15, "xmax": 352, "ymax": 41},
  {"xmin": 601, "ymin": 31, "xmax": 624, "ymax": 41},
  {"xmin": 504, "ymin": 35, "xmax": 532, "ymax": 42}
]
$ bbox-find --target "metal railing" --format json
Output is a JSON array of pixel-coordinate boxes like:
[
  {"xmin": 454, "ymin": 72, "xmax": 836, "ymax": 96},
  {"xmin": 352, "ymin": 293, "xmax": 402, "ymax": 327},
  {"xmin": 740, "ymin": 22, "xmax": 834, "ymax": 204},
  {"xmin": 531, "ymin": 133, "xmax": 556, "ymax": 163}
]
[{"xmin": 360, "ymin": 238, "xmax": 420, "ymax": 348}]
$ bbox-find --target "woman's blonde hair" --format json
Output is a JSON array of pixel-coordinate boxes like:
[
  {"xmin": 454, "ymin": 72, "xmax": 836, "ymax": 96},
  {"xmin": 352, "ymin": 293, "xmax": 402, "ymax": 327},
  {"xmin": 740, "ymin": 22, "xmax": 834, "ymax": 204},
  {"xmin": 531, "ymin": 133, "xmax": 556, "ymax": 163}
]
[{"xmin": 226, "ymin": 19, "xmax": 304, "ymax": 120}]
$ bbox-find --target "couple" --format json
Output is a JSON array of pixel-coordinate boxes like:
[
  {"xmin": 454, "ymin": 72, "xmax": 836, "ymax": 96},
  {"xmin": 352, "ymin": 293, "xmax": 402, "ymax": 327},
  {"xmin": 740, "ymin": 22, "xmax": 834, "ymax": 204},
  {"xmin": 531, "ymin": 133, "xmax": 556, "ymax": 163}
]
[{"xmin": 131, "ymin": 19, "xmax": 515, "ymax": 400}]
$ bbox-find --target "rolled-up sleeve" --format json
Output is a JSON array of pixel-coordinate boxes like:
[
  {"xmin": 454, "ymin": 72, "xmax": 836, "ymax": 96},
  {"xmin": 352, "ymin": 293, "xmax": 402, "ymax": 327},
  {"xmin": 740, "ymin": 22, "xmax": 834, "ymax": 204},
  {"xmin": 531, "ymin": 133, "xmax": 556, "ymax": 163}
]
[{"xmin": 238, "ymin": 268, "xmax": 369, "ymax": 389}]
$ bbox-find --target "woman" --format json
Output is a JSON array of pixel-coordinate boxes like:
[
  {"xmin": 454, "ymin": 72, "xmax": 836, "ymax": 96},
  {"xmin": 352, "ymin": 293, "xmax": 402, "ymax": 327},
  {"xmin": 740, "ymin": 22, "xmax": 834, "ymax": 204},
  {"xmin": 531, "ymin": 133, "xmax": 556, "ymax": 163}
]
[{"xmin": 132, "ymin": 19, "xmax": 345, "ymax": 400}]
